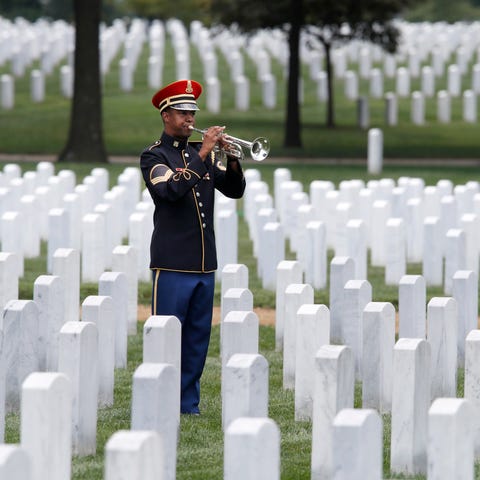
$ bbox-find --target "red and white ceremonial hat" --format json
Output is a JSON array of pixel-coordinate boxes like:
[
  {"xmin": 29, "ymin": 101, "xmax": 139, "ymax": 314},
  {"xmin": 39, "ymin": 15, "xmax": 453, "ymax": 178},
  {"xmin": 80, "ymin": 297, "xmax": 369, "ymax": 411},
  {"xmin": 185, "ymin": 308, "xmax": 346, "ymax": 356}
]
[{"xmin": 151, "ymin": 79, "xmax": 203, "ymax": 113}]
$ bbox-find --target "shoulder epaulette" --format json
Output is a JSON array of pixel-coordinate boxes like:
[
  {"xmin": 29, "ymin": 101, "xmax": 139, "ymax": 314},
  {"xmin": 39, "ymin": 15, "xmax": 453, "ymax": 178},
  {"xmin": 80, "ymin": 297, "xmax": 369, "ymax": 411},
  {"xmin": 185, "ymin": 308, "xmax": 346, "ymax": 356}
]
[{"xmin": 148, "ymin": 139, "xmax": 162, "ymax": 151}]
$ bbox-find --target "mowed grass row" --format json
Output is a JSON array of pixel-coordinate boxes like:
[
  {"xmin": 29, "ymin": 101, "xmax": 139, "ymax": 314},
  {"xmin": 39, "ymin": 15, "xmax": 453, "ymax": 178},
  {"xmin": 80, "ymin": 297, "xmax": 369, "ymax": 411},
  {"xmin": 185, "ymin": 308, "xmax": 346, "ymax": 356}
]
[
  {"xmin": 2, "ymin": 159, "xmax": 480, "ymax": 478},
  {"xmin": 1, "ymin": 20, "xmax": 480, "ymax": 159}
]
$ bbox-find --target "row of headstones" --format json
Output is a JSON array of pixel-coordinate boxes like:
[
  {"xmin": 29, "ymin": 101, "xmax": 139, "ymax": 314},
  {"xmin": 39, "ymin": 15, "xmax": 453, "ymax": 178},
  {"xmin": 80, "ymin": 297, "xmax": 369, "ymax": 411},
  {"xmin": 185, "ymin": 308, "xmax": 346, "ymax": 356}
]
[
  {"xmin": 2, "ymin": 16, "xmax": 480, "ymax": 122},
  {"xmin": 0, "ymin": 18, "xmax": 277, "ymax": 112},
  {"xmin": 0, "ymin": 161, "xmax": 242, "ymax": 287},
  {"xmin": 0, "ymin": 291, "xmax": 278, "ymax": 479},
  {"xmin": 201, "ymin": 18, "xmax": 480, "ymax": 85},
  {"xmin": 0, "ymin": 17, "xmax": 73, "ymax": 78},
  {"xmin": 0, "ymin": 161, "xmax": 154, "ymax": 284},
  {"xmin": 331, "ymin": 41, "xmax": 480, "ymax": 81},
  {"xmin": 6, "ymin": 16, "xmax": 480, "ymax": 119},
  {"xmin": 90, "ymin": 156, "xmax": 480, "ymax": 413},
  {"xmin": 0, "ymin": 65, "xmax": 277, "ymax": 114},
  {"xmin": 73, "ymin": 397, "xmax": 474, "ymax": 480},
  {"xmin": 0, "ymin": 15, "xmax": 130, "ymax": 107},
  {"xmin": 145, "ymin": 24, "xmax": 278, "ymax": 113},
  {"xmin": 221, "ymin": 260, "xmax": 480, "ymax": 478},
  {"xmin": 201, "ymin": 19, "xmax": 480, "ymax": 108},
  {"xmin": 0, "ymin": 16, "xmax": 278, "ymax": 112},
  {"xmin": 0, "ymin": 14, "xmax": 144, "ymax": 106},
  {"xmin": 396, "ymin": 20, "xmax": 480, "ymax": 64},
  {"xmin": 343, "ymin": 63, "xmax": 480, "ymax": 99},
  {"xmin": 0, "ymin": 225, "xmax": 476, "ymax": 480},
  {"xmin": 343, "ymin": 72, "xmax": 479, "ymax": 127},
  {"xmin": 0, "ymin": 17, "xmax": 132, "ymax": 107},
  {"xmin": 0, "ymin": 16, "xmax": 131, "ymax": 80},
  {"xmin": 0, "ymin": 163, "xmax": 239, "ymax": 407},
  {"xmin": 0, "ymin": 67, "xmax": 73, "ymax": 107},
  {"xmin": 3, "ymin": 257, "xmax": 475, "ymax": 480},
  {"xmin": 359, "ymin": 88, "xmax": 478, "ymax": 130},
  {"xmin": 0, "ymin": 177, "xmax": 474, "ymax": 476},
  {"xmin": 0, "ymin": 245, "xmax": 138, "ymax": 426},
  {"xmin": 142, "ymin": 20, "xmax": 480, "ymax": 117},
  {"xmin": 3, "ymin": 62, "xmax": 479, "ymax": 127},
  {"xmin": 0, "ymin": 164, "xmax": 156, "ymax": 480},
  {"xmin": 0, "ymin": 162, "xmax": 148, "ymax": 448},
  {"xmin": 129, "ymin": 18, "xmax": 480, "ymax": 119},
  {"xmin": 236, "ymin": 168, "xmax": 480, "ymax": 296},
  {"xmin": 1, "ymin": 14, "xmax": 474, "ymax": 84},
  {"xmin": 324, "ymin": 20, "xmax": 480, "ymax": 80},
  {"xmin": 167, "ymin": 18, "xmax": 480, "ymax": 119}
]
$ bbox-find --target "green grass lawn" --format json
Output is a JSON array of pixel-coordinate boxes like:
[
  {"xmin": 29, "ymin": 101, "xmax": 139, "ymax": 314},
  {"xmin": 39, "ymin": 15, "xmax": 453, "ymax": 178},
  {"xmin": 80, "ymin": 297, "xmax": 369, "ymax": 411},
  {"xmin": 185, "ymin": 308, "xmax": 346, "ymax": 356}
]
[
  {"xmin": 1, "ymin": 20, "xmax": 480, "ymax": 160},
  {"xmin": 3, "ymin": 324, "xmax": 474, "ymax": 480},
  {"xmin": 1, "ymin": 21, "xmax": 480, "ymax": 474},
  {"xmin": 2, "ymin": 159, "xmax": 480, "ymax": 478}
]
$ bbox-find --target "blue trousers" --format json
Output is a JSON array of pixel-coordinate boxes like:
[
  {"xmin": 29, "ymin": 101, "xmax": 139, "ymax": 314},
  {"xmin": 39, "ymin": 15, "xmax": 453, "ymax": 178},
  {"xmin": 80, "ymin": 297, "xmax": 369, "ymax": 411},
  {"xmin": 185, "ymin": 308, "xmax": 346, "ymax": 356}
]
[{"xmin": 151, "ymin": 269, "xmax": 215, "ymax": 414}]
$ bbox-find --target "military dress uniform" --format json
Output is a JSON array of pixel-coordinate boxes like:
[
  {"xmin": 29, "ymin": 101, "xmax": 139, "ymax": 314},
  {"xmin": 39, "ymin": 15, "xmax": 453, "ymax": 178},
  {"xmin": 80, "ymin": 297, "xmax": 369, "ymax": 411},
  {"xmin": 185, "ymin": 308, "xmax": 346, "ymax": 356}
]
[{"xmin": 140, "ymin": 112, "xmax": 246, "ymax": 413}]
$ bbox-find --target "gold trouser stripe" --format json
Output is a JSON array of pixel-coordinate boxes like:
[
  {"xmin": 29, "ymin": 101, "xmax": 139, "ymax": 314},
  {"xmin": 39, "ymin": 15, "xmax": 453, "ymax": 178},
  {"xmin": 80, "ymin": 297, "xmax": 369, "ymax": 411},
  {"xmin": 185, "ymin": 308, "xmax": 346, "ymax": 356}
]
[
  {"xmin": 153, "ymin": 267, "xmax": 215, "ymax": 274},
  {"xmin": 152, "ymin": 269, "xmax": 160, "ymax": 314}
]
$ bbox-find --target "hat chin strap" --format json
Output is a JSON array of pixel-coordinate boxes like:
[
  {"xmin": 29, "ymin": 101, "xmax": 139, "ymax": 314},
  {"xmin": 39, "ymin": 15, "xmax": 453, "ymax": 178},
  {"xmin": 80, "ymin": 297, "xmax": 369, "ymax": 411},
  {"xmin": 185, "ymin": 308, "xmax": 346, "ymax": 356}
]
[{"xmin": 158, "ymin": 93, "xmax": 197, "ymax": 113}]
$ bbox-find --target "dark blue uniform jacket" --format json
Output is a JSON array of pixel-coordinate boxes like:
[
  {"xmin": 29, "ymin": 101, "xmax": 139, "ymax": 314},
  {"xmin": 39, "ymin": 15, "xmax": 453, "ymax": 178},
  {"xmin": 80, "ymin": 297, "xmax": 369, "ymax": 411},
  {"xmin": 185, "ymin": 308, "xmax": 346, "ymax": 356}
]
[{"xmin": 140, "ymin": 132, "xmax": 246, "ymax": 273}]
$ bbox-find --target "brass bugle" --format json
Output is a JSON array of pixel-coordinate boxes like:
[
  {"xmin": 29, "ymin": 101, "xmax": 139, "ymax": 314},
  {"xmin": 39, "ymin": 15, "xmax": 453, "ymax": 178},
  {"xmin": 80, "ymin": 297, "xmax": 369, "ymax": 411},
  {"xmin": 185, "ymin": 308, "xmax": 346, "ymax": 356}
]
[{"xmin": 188, "ymin": 126, "xmax": 270, "ymax": 162}]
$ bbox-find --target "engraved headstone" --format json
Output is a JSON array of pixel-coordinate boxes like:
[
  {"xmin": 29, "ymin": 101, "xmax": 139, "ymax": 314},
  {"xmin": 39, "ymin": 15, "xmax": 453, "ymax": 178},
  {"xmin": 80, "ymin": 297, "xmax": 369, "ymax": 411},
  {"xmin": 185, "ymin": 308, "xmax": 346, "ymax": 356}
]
[
  {"xmin": 224, "ymin": 417, "xmax": 280, "ymax": 480},
  {"xmin": 99, "ymin": 271, "xmax": 129, "ymax": 368},
  {"xmin": 34, "ymin": 275, "xmax": 64, "ymax": 371},
  {"xmin": 390, "ymin": 338, "xmax": 430, "ymax": 476},
  {"xmin": 21, "ymin": 373, "xmax": 72, "ymax": 480},
  {"xmin": 362, "ymin": 302, "xmax": 395, "ymax": 413},
  {"xmin": 332, "ymin": 409, "xmax": 382, "ymax": 480},
  {"xmin": 131, "ymin": 363, "xmax": 178, "ymax": 480},
  {"xmin": 2, "ymin": 300, "xmax": 40, "ymax": 412},
  {"xmin": 105, "ymin": 430, "xmax": 164, "ymax": 480},
  {"xmin": 275, "ymin": 261, "xmax": 302, "ymax": 352},
  {"xmin": 223, "ymin": 353, "xmax": 268, "ymax": 429},
  {"xmin": 58, "ymin": 321, "xmax": 98, "ymax": 456},
  {"xmin": 52, "ymin": 248, "xmax": 80, "ymax": 323},
  {"xmin": 428, "ymin": 398, "xmax": 474, "ymax": 480},
  {"xmin": 82, "ymin": 295, "xmax": 115, "ymax": 406},
  {"xmin": 427, "ymin": 297, "xmax": 458, "ymax": 400},
  {"xmin": 295, "ymin": 304, "xmax": 330, "ymax": 420},
  {"xmin": 0, "ymin": 445, "xmax": 31, "ymax": 479},
  {"xmin": 283, "ymin": 283, "xmax": 314, "ymax": 390},
  {"xmin": 311, "ymin": 345, "xmax": 354, "ymax": 480},
  {"xmin": 398, "ymin": 275, "xmax": 426, "ymax": 339},
  {"xmin": 465, "ymin": 330, "xmax": 480, "ymax": 457}
]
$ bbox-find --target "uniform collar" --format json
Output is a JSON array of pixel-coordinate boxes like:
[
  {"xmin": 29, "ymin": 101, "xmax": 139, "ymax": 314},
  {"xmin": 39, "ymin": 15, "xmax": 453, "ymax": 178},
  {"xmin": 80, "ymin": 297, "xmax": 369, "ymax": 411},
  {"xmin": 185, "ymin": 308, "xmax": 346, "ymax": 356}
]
[{"xmin": 161, "ymin": 132, "xmax": 188, "ymax": 150}]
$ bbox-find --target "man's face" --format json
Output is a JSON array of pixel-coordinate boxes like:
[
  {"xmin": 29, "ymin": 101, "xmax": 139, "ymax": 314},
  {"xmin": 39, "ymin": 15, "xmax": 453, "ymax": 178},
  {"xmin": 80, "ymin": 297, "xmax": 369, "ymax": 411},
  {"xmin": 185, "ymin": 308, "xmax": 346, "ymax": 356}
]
[{"xmin": 162, "ymin": 108, "xmax": 196, "ymax": 138}]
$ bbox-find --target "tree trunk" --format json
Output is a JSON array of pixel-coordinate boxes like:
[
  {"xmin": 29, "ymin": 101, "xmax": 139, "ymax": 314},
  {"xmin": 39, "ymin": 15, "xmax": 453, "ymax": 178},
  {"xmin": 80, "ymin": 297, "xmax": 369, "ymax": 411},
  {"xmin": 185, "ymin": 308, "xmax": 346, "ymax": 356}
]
[
  {"xmin": 58, "ymin": 0, "xmax": 107, "ymax": 163},
  {"xmin": 284, "ymin": 0, "xmax": 302, "ymax": 148},
  {"xmin": 324, "ymin": 42, "xmax": 335, "ymax": 128}
]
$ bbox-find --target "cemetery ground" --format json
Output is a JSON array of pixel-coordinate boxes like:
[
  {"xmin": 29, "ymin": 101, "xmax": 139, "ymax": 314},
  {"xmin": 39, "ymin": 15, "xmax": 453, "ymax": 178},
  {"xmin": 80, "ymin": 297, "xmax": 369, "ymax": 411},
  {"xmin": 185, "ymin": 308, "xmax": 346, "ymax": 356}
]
[
  {"xmin": 2, "ymin": 19, "xmax": 480, "ymax": 161},
  {"xmin": 1, "ymin": 160, "xmax": 480, "ymax": 478},
  {"xmin": 3, "ymin": 17, "xmax": 480, "ymax": 479}
]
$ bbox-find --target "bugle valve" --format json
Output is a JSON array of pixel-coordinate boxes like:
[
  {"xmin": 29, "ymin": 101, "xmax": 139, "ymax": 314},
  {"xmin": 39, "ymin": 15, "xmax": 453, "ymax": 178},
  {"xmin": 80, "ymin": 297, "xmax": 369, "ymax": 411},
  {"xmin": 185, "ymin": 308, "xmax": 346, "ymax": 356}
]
[{"xmin": 188, "ymin": 126, "xmax": 270, "ymax": 162}]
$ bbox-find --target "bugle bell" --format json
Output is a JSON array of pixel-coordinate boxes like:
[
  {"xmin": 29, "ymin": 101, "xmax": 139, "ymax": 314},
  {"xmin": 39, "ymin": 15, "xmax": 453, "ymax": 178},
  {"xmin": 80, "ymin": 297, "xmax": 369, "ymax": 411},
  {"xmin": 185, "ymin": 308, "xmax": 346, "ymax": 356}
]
[{"xmin": 188, "ymin": 126, "xmax": 270, "ymax": 162}]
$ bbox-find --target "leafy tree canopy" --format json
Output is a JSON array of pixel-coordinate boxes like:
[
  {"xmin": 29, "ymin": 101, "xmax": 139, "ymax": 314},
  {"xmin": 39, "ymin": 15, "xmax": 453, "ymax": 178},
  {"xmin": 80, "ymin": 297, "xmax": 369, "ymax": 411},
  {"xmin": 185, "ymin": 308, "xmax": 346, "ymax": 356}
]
[
  {"xmin": 0, "ymin": 0, "xmax": 126, "ymax": 22},
  {"xmin": 207, "ymin": 0, "xmax": 422, "ymax": 129},
  {"xmin": 208, "ymin": 0, "xmax": 419, "ymax": 52},
  {"xmin": 122, "ymin": 0, "xmax": 210, "ymax": 23},
  {"xmin": 0, "ymin": 0, "xmax": 45, "ymax": 20},
  {"xmin": 405, "ymin": 0, "xmax": 480, "ymax": 22}
]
